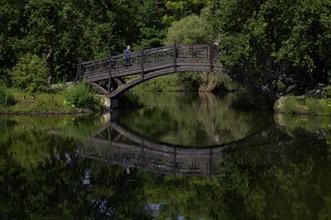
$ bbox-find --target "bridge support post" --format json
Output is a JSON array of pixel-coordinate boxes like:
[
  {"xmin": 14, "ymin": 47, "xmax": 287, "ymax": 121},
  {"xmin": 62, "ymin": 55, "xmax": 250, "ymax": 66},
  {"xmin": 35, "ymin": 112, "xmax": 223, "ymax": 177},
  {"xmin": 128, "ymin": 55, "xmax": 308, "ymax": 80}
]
[
  {"xmin": 141, "ymin": 49, "xmax": 145, "ymax": 78},
  {"xmin": 209, "ymin": 148, "xmax": 213, "ymax": 178},
  {"xmin": 140, "ymin": 141, "xmax": 145, "ymax": 169},
  {"xmin": 74, "ymin": 60, "xmax": 82, "ymax": 83},
  {"xmin": 108, "ymin": 51, "xmax": 112, "ymax": 93},
  {"xmin": 173, "ymin": 147, "xmax": 177, "ymax": 180},
  {"xmin": 173, "ymin": 41, "xmax": 177, "ymax": 72},
  {"xmin": 209, "ymin": 40, "xmax": 215, "ymax": 72}
]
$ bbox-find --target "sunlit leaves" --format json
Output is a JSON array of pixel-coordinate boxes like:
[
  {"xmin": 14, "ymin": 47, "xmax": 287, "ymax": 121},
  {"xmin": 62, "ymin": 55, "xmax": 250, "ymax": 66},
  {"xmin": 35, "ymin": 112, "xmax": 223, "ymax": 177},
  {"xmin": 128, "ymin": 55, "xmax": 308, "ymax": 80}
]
[
  {"xmin": 165, "ymin": 15, "xmax": 211, "ymax": 44},
  {"xmin": 11, "ymin": 53, "xmax": 49, "ymax": 93},
  {"xmin": 209, "ymin": 0, "xmax": 331, "ymax": 84}
]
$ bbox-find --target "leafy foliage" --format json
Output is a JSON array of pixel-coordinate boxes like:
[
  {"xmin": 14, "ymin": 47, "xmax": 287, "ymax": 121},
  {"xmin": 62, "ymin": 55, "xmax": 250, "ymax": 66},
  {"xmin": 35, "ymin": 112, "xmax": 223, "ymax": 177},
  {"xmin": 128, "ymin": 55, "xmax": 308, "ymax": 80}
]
[
  {"xmin": 0, "ymin": 84, "xmax": 14, "ymax": 108},
  {"xmin": 177, "ymin": 72, "xmax": 201, "ymax": 90},
  {"xmin": 0, "ymin": 0, "xmax": 27, "ymax": 82},
  {"xmin": 165, "ymin": 14, "xmax": 211, "ymax": 44},
  {"xmin": 276, "ymin": 95, "xmax": 331, "ymax": 115},
  {"xmin": 280, "ymin": 96, "xmax": 302, "ymax": 114},
  {"xmin": 11, "ymin": 53, "xmax": 49, "ymax": 93},
  {"xmin": 162, "ymin": 0, "xmax": 207, "ymax": 25},
  {"xmin": 64, "ymin": 83, "xmax": 102, "ymax": 110},
  {"xmin": 1, "ymin": 0, "xmax": 330, "ymax": 96},
  {"xmin": 209, "ymin": 0, "xmax": 331, "ymax": 85},
  {"xmin": 133, "ymin": 75, "xmax": 180, "ymax": 92}
]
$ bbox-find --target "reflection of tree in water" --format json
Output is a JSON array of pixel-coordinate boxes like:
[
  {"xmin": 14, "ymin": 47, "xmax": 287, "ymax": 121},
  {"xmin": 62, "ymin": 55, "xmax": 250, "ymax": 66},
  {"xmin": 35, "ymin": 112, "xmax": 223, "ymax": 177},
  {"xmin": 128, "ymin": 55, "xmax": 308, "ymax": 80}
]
[
  {"xmin": 0, "ymin": 116, "xmax": 150, "ymax": 219},
  {"xmin": 120, "ymin": 106, "xmax": 177, "ymax": 139},
  {"xmin": 1, "ymin": 111, "xmax": 330, "ymax": 219},
  {"xmin": 144, "ymin": 176, "xmax": 215, "ymax": 219},
  {"xmin": 0, "ymin": 147, "xmax": 149, "ymax": 218},
  {"xmin": 209, "ymin": 132, "xmax": 331, "ymax": 220},
  {"xmin": 123, "ymin": 92, "xmax": 273, "ymax": 146}
]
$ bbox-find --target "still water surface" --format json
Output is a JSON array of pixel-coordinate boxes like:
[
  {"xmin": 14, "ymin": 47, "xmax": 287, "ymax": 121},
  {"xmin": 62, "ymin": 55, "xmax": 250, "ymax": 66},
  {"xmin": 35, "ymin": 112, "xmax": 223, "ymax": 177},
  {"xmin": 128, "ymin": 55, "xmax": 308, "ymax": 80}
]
[{"xmin": 0, "ymin": 92, "xmax": 330, "ymax": 219}]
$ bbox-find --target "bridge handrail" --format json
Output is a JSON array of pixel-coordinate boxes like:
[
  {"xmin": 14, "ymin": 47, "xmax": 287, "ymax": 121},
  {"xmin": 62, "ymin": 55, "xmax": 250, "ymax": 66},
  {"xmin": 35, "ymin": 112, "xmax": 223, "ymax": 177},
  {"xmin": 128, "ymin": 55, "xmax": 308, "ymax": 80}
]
[
  {"xmin": 77, "ymin": 42, "xmax": 218, "ymax": 82},
  {"xmin": 82, "ymin": 44, "xmax": 210, "ymax": 63}
]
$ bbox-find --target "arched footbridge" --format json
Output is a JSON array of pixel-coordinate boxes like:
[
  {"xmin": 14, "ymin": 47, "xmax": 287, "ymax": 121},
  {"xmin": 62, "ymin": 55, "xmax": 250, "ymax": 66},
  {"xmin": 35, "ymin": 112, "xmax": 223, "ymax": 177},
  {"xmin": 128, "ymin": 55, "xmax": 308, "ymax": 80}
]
[{"xmin": 75, "ymin": 41, "xmax": 300, "ymax": 108}]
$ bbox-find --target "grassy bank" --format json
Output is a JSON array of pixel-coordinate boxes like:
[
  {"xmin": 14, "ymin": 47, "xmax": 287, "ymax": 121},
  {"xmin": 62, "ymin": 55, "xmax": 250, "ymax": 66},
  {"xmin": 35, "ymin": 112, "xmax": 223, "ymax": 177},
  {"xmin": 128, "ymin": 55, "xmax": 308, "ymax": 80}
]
[
  {"xmin": 274, "ymin": 86, "xmax": 331, "ymax": 116},
  {"xmin": 0, "ymin": 89, "xmax": 84, "ymax": 114},
  {"xmin": 0, "ymin": 83, "xmax": 103, "ymax": 114}
]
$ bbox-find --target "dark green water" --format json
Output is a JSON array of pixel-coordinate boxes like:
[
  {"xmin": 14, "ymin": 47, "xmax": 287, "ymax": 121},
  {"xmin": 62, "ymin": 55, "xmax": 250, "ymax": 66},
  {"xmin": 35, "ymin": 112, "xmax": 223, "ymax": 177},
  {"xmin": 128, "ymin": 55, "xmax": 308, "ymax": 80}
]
[{"xmin": 0, "ymin": 92, "xmax": 330, "ymax": 219}]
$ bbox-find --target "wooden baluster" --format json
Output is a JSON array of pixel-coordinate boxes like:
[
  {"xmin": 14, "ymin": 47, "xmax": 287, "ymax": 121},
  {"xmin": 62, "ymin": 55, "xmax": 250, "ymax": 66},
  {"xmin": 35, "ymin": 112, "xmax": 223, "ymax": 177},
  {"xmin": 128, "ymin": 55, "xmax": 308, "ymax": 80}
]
[
  {"xmin": 209, "ymin": 148, "xmax": 213, "ymax": 178},
  {"xmin": 108, "ymin": 51, "xmax": 112, "ymax": 93},
  {"xmin": 209, "ymin": 40, "xmax": 214, "ymax": 72},
  {"xmin": 141, "ymin": 49, "xmax": 144, "ymax": 77},
  {"xmin": 173, "ymin": 41, "xmax": 177, "ymax": 72},
  {"xmin": 75, "ymin": 60, "xmax": 82, "ymax": 83}
]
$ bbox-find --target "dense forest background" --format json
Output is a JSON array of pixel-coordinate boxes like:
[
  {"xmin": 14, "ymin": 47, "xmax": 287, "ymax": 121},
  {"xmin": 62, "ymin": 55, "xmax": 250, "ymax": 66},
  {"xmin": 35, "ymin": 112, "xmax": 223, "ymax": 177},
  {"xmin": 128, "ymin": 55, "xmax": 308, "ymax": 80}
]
[{"xmin": 1, "ymin": 0, "xmax": 330, "ymax": 89}]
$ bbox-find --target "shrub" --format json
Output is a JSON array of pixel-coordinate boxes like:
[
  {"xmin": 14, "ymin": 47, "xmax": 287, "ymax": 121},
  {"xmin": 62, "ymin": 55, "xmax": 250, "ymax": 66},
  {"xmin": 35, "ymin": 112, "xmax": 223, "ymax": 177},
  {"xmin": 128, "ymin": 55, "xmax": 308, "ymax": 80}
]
[
  {"xmin": 64, "ymin": 83, "xmax": 102, "ymax": 110},
  {"xmin": 11, "ymin": 53, "xmax": 49, "ymax": 93},
  {"xmin": 0, "ymin": 84, "xmax": 14, "ymax": 108},
  {"xmin": 306, "ymin": 98, "xmax": 323, "ymax": 115},
  {"xmin": 320, "ymin": 99, "xmax": 331, "ymax": 115},
  {"xmin": 177, "ymin": 72, "xmax": 201, "ymax": 90},
  {"xmin": 282, "ymin": 96, "xmax": 300, "ymax": 114}
]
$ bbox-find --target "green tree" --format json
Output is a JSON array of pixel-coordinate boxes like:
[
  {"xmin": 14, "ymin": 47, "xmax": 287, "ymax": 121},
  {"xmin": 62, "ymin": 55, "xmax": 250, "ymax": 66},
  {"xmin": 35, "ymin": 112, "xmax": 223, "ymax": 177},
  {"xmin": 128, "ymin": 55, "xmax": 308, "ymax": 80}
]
[
  {"xmin": 127, "ymin": 0, "xmax": 167, "ymax": 50},
  {"xmin": 165, "ymin": 14, "xmax": 211, "ymax": 44},
  {"xmin": 22, "ymin": 0, "xmax": 116, "ymax": 82},
  {"xmin": 0, "ymin": 0, "xmax": 28, "ymax": 82},
  {"xmin": 11, "ymin": 53, "xmax": 49, "ymax": 93},
  {"xmin": 162, "ymin": 0, "xmax": 208, "ymax": 25},
  {"xmin": 209, "ymin": 0, "xmax": 331, "ymax": 87},
  {"xmin": 164, "ymin": 12, "xmax": 231, "ymax": 91}
]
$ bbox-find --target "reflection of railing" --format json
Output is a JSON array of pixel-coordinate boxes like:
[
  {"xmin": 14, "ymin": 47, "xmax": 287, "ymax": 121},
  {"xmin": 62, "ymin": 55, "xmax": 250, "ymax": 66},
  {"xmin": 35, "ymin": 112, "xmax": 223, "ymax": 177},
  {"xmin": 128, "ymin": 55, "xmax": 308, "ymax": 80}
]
[
  {"xmin": 77, "ymin": 121, "xmax": 277, "ymax": 177},
  {"xmin": 81, "ymin": 138, "xmax": 218, "ymax": 177}
]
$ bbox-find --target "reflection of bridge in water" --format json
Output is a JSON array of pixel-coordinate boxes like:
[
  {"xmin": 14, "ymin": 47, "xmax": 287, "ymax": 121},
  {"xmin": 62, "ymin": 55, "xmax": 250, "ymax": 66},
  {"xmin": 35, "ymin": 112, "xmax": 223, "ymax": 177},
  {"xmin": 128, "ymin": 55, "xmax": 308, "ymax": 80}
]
[{"xmin": 78, "ymin": 120, "xmax": 277, "ymax": 177}]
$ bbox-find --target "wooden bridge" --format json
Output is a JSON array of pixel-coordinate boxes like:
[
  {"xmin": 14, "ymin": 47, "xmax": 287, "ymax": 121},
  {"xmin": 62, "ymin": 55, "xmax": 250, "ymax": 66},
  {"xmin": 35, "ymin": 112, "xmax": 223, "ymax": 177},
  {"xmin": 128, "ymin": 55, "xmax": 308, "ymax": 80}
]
[
  {"xmin": 75, "ymin": 41, "xmax": 300, "ymax": 108},
  {"xmin": 75, "ymin": 41, "xmax": 221, "ymax": 107}
]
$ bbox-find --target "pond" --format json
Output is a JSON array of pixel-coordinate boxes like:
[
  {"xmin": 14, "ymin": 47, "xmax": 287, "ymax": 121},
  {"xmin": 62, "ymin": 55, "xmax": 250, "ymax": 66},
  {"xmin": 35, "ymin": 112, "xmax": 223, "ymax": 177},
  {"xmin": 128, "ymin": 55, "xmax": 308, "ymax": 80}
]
[{"xmin": 0, "ymin": 92, "xmax": 330, "ymax": 219}]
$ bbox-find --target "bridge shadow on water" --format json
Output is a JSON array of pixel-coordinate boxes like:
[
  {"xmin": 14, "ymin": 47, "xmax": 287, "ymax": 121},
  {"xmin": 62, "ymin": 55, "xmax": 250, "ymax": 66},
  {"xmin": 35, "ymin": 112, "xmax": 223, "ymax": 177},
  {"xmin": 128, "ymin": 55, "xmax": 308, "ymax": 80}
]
[{"xmin": 78, "ymin": 118, "xmax": 284, "ymax": 178}]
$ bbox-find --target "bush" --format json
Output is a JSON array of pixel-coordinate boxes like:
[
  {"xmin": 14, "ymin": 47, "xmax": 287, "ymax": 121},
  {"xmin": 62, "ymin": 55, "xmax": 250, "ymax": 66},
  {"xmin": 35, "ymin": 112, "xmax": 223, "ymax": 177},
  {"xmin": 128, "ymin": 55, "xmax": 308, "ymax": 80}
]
[
  {"xmin": 11, "ymin": 53, "xmax": 49, "ymax": 93},
  {"xmin": 282, "ymin": 96, "xmax": 300, "ymax": 114},
  {"xmin": 64, "ymin": 83, "xmax": 102, "ymax": 110},
  {"xmin": 0, "ymin": 84, "xmax": 14, "ymax": 108},
  {"xmin": 177, "ymin": 72, "xmax": 201, "ymax": 90},
  {"xmin": 306, "ymin": 98, "xmax": 323, "ymax": 115}
]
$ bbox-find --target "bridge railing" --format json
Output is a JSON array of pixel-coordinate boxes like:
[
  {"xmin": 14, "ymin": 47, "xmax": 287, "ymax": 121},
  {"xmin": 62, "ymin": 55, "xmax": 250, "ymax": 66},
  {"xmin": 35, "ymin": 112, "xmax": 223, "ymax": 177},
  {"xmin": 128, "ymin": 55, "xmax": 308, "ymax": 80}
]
[{"xmin": 78, "ymin": 42, "xmax": 217, "ymax": 82}]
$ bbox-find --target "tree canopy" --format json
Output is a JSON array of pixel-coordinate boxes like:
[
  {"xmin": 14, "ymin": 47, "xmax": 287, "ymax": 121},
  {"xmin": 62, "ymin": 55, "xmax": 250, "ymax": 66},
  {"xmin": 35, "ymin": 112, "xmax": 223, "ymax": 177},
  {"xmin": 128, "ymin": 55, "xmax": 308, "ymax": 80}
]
[
  {"xmin": 0, "ymin": 0, "xmax": 330, "ymax": 90},
  {"xmin": 209, "ymin": 0, "xmax": 331, "ymax": 85}
]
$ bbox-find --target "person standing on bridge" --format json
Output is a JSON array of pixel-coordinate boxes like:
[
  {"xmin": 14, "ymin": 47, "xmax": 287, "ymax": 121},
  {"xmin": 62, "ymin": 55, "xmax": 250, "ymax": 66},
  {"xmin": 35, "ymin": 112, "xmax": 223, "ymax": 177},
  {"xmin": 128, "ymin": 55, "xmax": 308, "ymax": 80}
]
[{"xmin": 123, "ymin": 45, "xmax": 131, "ymax": 71}]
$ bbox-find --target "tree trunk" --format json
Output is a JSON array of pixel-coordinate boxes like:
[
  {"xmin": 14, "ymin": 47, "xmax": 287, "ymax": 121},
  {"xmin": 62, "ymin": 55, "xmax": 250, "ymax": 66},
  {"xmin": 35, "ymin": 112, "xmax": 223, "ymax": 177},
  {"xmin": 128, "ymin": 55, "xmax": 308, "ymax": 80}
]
[{"xmin": 46, "ymin": 48, "xmax": 56, "ymax": 84}]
